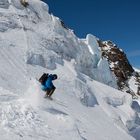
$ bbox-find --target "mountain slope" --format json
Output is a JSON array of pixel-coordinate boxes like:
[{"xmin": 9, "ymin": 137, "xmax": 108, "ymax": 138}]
[
  {"xmin": 0, "ymin": 0, "xmax": 140, "ymax": 140},
  {"xmin": 98, "ymin": 40, "xmax": 140, "ymax": 98},
  {"xmin": 0, "ymin": 62, "xmax": 136, "ymax": 140}
]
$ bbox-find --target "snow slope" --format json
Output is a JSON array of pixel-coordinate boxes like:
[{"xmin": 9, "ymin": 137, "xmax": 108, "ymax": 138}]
[
  {"xmin": 0, "ymin": 63, "xmax": 136, "ymax": 140},
  {"xmin": 0, "ymin": 0, "xmax": 140, "ymax": 140}
]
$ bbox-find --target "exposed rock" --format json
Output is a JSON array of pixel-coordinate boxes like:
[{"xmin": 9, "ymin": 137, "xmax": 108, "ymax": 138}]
[
  {"xmin": 135, "ymin": 72, "xmax": 140, "ymax": 95},
  {"xmin": 20, "ymin": 0, "xmax": 29, "ymax": 7},
  {"xmin": 60, "ymin": 19, "xmax": 69, "ymax": 30},
  {"xmin": 98, "ymin": 40, "xmax": 140, "ymax": 98}
]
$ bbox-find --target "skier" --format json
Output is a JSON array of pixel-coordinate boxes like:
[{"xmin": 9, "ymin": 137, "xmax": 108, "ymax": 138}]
[{"xmin": 39, "ymin": 73, "xmax": 57, "ymax": 99}]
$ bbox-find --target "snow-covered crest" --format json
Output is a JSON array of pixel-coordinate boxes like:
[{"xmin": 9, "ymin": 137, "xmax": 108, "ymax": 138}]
[{"xmin": 0, "ymin": 0, "xmax": 117, "ymax": 91}]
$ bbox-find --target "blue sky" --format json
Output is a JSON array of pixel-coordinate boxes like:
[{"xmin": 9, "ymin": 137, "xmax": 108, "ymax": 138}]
[{"xmin": 43, "ymin": 0, "xmax": 140, "ymax": 68}]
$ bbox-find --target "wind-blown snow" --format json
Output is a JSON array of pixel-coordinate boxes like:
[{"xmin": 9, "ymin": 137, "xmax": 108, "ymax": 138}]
[{"xmin": 0, "ymin": 0, "xmax": 139, "ymax": 140}]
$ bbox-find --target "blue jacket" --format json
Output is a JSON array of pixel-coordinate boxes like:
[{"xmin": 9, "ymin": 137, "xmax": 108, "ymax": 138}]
[{"xmin": 41, "ymin": 74, "xmax": 54, "ymax": 91}]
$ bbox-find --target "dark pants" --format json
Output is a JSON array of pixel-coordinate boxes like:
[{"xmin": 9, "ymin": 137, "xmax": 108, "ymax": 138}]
[{"xmin": 46, "ymin": 86, "xmax": 56, "ymax": 97}]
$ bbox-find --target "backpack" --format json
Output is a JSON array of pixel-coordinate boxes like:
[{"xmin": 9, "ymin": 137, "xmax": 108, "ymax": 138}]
[{"xmin": 39, "ymin": 73, "xmax": 48, "ymax": 85}]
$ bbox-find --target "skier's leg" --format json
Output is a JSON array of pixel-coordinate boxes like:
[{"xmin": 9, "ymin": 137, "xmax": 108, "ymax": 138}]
[
  {"xmin": 44, "ymin": 89, "xmax": 51, "ymax": 97},
  {"xmin": 48, "ymin": 87, "xmax": 56, "ymax": 97}
]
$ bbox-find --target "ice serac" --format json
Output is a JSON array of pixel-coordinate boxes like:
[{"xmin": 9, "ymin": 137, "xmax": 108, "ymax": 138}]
[
  {"xmin": 76, "ymin": 34, "xmax": 117, "ymax": 88},
  {"xmin": 97, "ymin": 58, "xmax": 117, "ymax": 88},
  {"xmin": 86, "ymin": 34, "xmax": 101, "ymax": 59}
]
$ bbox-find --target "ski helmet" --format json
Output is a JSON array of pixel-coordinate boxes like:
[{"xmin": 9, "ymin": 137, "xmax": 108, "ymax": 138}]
[{"xmin": 52, "ymin": 74, "xmax": 57, "ymax": 80}]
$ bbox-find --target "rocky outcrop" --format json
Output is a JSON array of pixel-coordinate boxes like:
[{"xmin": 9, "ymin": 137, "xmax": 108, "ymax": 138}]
[
  {"xmin": 135, "ymin": 72, "xmax": 140, "ymax": 95},
  {"xmin": 20, "ymin": 0, "xmax": 29, "ymax": 7},
  {"xmin": 98, "ymin": 40, "xmax": 140, "ymax": 98}
]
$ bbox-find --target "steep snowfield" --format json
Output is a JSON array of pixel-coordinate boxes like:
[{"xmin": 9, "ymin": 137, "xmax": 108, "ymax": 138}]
[
  {"xmin": 0, "ymin": 0, "xmax": 139, "ymax": 140},
  {"xmin": 0, "ymin": 63, "xmax": 136, "ymax": 140}
]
